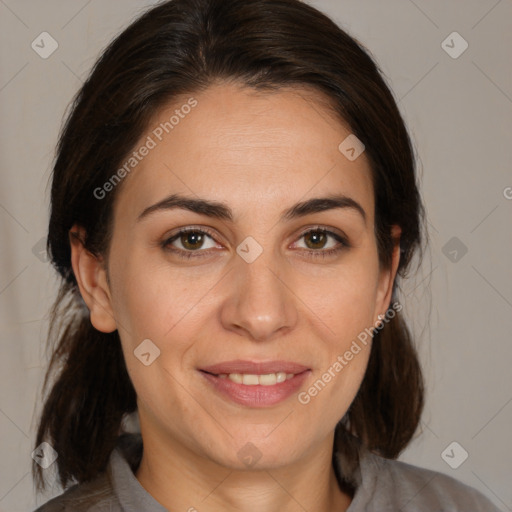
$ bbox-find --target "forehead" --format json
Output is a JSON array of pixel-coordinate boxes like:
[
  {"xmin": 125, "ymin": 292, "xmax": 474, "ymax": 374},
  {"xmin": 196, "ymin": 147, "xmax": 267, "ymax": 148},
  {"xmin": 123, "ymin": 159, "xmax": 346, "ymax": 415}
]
[{"xmin": 113, "ymin": 82, "xmax": 375, "ymax": 226}]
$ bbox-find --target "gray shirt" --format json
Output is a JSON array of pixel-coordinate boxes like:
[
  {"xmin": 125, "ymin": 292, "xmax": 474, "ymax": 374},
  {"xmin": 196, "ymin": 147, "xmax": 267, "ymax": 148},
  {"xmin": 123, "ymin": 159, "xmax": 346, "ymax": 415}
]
[{"xmin": 34, "ymin": 434, "xmax": 500, "ymax": 511}]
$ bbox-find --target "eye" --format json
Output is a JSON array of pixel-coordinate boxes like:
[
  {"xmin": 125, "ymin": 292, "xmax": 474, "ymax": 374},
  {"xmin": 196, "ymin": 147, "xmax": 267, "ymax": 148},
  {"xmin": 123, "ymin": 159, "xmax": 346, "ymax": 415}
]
[
  {"xmin": 293, "ymin": 226, "xmax": 350, "ymax": 259},
  {"xmin": 161, "ymin": 227, "xmax": 220, "ymax": 259}
]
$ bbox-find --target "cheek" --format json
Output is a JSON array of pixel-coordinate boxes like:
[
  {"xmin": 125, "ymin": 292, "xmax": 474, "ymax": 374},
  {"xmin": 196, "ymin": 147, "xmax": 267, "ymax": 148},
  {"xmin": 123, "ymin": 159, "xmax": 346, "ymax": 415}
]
[
  {"xmin": 303, "ymin": 258, "xmax": 380, "ymax": 340},
  {"xmin": 299, "ymin": 282, "xmax": 376, "ymax": 427},
  {"xmin": 108, "ymin": 246, "xmax": 209, "ymax": 345}
]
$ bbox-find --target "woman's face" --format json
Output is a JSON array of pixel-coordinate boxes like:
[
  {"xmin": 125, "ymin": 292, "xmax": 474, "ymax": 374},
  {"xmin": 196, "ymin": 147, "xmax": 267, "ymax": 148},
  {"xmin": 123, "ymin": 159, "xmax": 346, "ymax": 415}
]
[{"xmin": 77, "ymin": 82, "xmax": 400, "ymax": 470}]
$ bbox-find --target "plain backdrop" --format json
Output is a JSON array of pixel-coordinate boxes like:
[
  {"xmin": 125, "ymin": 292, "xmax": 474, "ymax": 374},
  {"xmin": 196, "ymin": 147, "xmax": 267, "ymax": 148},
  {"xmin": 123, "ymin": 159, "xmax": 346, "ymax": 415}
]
[{"xmin": 0, "ymin": 1, "xmax": 511, "ymax": 510}]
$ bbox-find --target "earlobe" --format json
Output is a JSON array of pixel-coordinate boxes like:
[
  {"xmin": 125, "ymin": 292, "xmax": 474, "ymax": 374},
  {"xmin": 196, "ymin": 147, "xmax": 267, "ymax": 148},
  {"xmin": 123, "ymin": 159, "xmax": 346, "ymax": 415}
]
[
  {"xmin": 69, "ymin": 224, "xmax": 117, "ymax": 333},
  {"xmin": 375, "ymin": 224, "xmax": 402, "ymax": 319}
]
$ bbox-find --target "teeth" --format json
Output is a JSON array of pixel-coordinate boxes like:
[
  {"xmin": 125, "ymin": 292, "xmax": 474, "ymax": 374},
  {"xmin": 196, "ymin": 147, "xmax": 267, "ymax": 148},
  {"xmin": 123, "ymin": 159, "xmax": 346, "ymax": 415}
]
[{"xmin": 218, "ymin": 372, "xmax": 295, "ymax": 385}]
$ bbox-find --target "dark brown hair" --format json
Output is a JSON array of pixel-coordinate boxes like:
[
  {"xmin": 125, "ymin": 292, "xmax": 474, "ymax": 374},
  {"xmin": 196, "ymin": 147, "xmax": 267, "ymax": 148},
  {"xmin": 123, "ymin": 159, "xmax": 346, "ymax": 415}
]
[{"xmin": 34, "ymin": 0, "xmax": 427, "ymax": 492}]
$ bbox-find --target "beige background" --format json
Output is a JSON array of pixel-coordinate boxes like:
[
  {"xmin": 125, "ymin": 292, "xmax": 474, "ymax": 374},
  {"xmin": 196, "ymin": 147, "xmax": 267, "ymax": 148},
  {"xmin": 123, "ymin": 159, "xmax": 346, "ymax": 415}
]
[{"xmin": 0, "ymin": 1, "xmax": 511, "ymax": 510}]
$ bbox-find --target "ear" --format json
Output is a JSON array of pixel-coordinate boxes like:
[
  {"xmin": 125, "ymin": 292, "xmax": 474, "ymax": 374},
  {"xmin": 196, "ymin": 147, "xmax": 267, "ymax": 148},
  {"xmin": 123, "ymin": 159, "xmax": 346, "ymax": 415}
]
[
  {"xmin": 374, "ymin": 224, "xmax": 402, "ymax": 320},
  {"xmin": 69, "ymin": 224, "xmax": 117, "ymax": 333}
]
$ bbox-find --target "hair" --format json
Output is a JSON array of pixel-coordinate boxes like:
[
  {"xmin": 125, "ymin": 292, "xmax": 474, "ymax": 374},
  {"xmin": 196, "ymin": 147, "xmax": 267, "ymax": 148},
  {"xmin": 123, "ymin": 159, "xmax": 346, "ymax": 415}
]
[{"xmin": 34, "ymin": 0, "xmax": 427, "ymax": 493}]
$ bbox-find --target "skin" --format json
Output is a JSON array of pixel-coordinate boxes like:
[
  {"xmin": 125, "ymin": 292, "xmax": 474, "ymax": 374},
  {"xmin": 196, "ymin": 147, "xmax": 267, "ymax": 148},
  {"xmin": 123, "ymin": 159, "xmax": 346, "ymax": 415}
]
[{"xmin": 70, "ymin": 82, "xmax": 401, "ymax": 512}]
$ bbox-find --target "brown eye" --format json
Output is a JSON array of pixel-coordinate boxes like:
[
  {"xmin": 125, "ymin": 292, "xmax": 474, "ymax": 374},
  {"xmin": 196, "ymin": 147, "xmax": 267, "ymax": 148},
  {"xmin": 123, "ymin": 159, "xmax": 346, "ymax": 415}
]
[
  {"xmin": 179, "ymin": 231, "xmax": 206, "ymax": 250},
  {"xmin": 294, "ymin": 227, "xmax": 350, "ymax": 259},
  {"xmin": 162, "ymin": 227, "xmax": 219, "ymax": 259},
  {"xmin": 303, "ymin": 230, "xmax": 329, "ymax": 250}
]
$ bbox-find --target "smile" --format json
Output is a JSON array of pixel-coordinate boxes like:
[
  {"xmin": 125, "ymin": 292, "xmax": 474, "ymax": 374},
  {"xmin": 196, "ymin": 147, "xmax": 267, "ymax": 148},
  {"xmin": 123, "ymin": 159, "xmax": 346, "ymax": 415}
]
[
  {"xmin": 213, "ymin": 372, "xmax": 295, "ymax": 386},
  {"xmin": 199, "ymin": 369, "xmax": 311, "ymax": 407}
]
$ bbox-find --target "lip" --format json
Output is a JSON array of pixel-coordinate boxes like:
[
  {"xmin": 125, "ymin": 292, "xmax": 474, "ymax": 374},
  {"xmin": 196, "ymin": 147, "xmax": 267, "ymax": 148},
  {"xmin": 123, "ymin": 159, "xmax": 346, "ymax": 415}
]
[
  {"xmin": 199, "ymin": 359, "xmax": 310, "ymax": 375},
  {"xmin": 199, "ymin": 369, "xmax": 311, "ymax": 408}
]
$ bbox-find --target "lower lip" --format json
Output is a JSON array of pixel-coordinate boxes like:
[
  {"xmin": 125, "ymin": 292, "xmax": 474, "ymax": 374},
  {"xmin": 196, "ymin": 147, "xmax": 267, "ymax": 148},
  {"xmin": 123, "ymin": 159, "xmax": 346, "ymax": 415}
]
[{"xmin": 199, "ymin": 370, "xmax": 311, "ymax": 407}]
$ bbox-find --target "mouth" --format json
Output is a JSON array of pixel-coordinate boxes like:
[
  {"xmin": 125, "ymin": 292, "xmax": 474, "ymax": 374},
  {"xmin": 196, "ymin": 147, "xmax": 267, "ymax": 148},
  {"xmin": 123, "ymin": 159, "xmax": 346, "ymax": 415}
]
[
  {"xmin": 200, "ymin": 370, "xmax": 304, "ymax": 386},
  {"xmin": 198, "ymin": 360, "xmax": 311, "ymax": 407},
  {"xmin": 199, "ymin": 359, "xmax": 310, "ymax": 376}
]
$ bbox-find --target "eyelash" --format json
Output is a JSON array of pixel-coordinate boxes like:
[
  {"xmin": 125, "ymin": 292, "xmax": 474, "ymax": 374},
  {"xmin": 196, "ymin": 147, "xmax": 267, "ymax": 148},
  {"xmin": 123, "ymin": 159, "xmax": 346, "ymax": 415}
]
[{"xmin": 161, "ymin": 226, "xmax": 350, "ymax": 260}]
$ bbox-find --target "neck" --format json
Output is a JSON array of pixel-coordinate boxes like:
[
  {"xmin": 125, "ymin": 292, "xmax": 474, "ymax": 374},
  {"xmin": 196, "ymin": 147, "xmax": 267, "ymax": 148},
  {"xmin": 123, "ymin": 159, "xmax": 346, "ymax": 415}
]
[{"xmin": 135, "ymin": 429, "xmax": 353, "ymax": 512}]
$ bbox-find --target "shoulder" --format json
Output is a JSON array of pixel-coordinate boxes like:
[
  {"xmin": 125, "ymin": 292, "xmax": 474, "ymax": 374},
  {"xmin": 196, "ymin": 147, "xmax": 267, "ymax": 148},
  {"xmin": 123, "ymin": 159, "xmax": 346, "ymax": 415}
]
[
  {"xmin": 33, "ymin": 471, "xmax": 119, "ymax": 512},
  {"xmin": 356, "ymin": 450, "xmax": 501, "ymax": 511},
  {"xmin": 33, "ymin": 434, "xmax": 144, "ymax": 512}
]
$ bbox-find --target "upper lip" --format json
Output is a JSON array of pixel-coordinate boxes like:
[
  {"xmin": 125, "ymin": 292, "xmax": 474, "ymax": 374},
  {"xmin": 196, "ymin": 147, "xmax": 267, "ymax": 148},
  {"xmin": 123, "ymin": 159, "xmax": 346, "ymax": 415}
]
[{"xmin": 200, "ymin": 360, "xmax": 310, "ymax": 375}]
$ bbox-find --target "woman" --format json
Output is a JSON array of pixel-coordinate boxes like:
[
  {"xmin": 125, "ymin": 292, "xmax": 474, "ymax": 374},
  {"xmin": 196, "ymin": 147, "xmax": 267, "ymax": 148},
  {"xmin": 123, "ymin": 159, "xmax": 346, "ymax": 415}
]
[{"xmin": 33, "ymin": 0, "xmax": 500, "ymax": 510}]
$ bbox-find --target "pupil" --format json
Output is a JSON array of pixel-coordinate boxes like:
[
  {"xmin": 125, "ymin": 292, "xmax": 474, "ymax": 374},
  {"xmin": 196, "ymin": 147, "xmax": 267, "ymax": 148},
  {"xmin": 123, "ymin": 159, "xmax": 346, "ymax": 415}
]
[
  {"xmin": 307, "ymin": 231, "xmax": 325, "ymax": 249},
  {"xmin": 183, "ymin": 232, "xmax": 203, "ymax": 249}
]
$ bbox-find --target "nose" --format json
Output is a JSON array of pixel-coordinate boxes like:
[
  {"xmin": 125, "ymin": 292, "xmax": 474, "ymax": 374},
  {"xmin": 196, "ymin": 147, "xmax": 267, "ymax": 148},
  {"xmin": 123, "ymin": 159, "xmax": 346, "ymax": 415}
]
[{"xmin": 220, "ymin": 248, "xmax": 298, "ymax": 342}]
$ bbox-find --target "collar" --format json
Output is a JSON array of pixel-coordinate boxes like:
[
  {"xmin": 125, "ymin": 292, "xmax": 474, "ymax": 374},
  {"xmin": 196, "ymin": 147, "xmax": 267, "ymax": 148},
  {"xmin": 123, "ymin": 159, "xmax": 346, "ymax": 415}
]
[{"xmin": 108, "ymin": 433, "xmax": 374, "ymax": 511}]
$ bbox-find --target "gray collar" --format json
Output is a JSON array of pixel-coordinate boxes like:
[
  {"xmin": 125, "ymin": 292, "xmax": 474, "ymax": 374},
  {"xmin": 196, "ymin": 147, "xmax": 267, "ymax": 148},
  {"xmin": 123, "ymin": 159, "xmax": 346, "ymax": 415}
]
[
  {"xmin": 110, "ymin": 435, "xmax": 168, "ymax": 511},
  {"xmin": 108, "ymin": 433, "xmax": 370, "ymax": 512}
]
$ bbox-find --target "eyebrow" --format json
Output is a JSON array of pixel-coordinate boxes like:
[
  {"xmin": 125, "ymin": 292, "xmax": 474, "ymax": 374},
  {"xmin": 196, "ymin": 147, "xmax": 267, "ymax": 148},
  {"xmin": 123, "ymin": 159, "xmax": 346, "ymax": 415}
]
[{"xmin": 137, "ymin": 193, "xmax": 367, "ymax": 226}]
